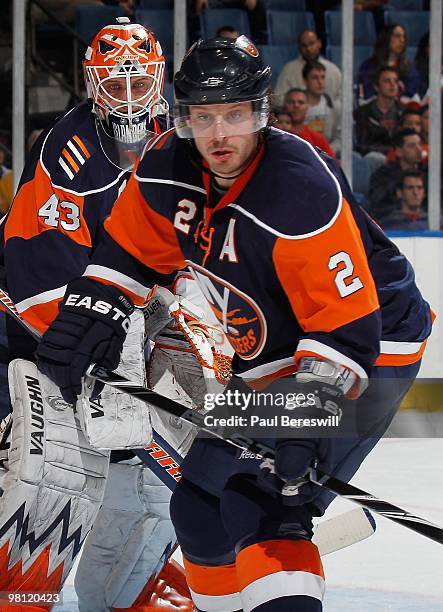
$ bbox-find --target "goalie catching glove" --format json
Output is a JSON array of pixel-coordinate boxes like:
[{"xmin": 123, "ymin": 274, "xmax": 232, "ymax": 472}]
[
  {"xmin": 36, "ymin": 277, "xmax": 133, "ymax": 405},
  {"xmin": 145, "ymin": 286, "xmax": 232, "ymax": 411}
]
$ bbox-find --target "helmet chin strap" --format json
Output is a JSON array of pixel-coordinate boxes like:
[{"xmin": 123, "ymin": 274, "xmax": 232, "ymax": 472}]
[{"xmin": 188, "ymin": 132, "xmax": 265, "ymax": 182}]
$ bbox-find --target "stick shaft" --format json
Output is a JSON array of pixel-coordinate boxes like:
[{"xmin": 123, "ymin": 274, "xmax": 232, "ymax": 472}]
[{"xmin": 1, "ymin": 289, "xmax": 442, "ymax": 545}]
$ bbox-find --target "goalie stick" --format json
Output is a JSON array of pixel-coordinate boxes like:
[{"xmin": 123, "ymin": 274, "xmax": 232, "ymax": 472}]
[{"xmin": 1, "ymin": 289, "xmax": 442, "ymax": 546}]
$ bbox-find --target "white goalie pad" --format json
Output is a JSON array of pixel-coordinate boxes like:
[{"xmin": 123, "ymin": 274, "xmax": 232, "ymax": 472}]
[
  {"xmin": 77, "ymin": 309, "xmax": 153, "ymax": 449},
  {"xmin": 0, "ymin": 359, "xmax": 110, "ymax": 592},
  {"xmin": 75, "ymin": 462, "xmax": 176, "ymax": 611}
]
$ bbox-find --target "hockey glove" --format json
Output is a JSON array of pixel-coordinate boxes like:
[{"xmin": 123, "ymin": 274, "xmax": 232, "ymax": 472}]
[
  {"xmin": 259, "ymin": 357, "xmax": 351, "ymax": 505},
  {"xmin": 36, "ymin": 277, "xmax": 133, "ymax": 405}
]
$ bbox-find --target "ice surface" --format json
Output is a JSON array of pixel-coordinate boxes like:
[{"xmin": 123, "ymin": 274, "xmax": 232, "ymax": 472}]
[{"xmin": 59, "ymin": 439, "xmax": 443, "ymax": 610}]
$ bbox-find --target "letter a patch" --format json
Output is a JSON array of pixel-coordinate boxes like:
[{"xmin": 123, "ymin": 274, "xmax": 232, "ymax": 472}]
[{"xmin": 219, "ymin": 218, "xmax": 238, "ymax": 263}]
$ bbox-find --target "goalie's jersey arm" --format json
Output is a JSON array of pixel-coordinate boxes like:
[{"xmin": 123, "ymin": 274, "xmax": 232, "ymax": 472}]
[
  {"xmin": 85, "ymin": 131, "xmax": 381, "ymax": 396},
  {"xmin": 0, "ymin": 102, "xmax": 130, "ymax": 341}
]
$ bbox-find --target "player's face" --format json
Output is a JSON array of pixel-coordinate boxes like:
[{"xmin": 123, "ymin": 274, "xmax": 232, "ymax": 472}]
[
  {"xmin": 299, "ymin": 32, "xmax": 321, "ymax": 61},
  {"xmin": 305, "ymin": 69, "xmax": 326, "ymax": 95},
  {"xmin": 101, "ymin": 75, "xmax": 156, "ymax": 111},
  {"xmin": 190, "ymin": 103, "xmax": 259, "ymax": 181}
]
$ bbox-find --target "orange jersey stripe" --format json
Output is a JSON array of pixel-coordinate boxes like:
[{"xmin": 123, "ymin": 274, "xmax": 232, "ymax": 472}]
[
  {"xmin": 273, "ymin": 198, "xmax": 379, "ymax": 333},
  {"xmin": 104, "ymin": 173, "xmax": 186, "ymax": 275},
  {"xmin": 61, "ymin": 148, "xmax": 79, "ymax": 173},
  {"xmin": 236, "ymin": 540, "xmax": 324, "ymax": 591},
  {"xmin": 5, "ymin": 160, "xmax": 91, "ymax": 248},
  {"xmin": 183, "ymin": 559, "xmax": 238, "ymax": 597},
  {"xmin": 19, "ymin": 299, "xmax": 61, "ymax": 334},
  {"xmin": 72, "ymin": 135, "xmax": 91, "ymax": 158}
]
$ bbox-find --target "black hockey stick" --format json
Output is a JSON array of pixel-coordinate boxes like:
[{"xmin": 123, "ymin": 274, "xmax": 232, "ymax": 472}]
[
  {"xmin": 1, "ymin": 289, "xmax": 443, "ymax": 545},
  {"xmin": 88, "ymin": 366, "xmax": 443, "ymax": 546}
]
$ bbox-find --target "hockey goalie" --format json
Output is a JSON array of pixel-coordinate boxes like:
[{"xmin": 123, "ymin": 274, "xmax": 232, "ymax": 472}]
[{"xmin": 0, "ymin": 277, "xmax": 232, "ymax": 611}]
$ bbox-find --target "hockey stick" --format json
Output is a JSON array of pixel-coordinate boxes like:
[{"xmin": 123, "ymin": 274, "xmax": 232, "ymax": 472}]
[
  {"xmin": 1, "ymin": 290, "xmax": 442, "ymax": 546},
  {"xmin": 0, "ymin": 290, "xmax": 377, "ymax": 555},
  {"xmin": 0, "ymin": 288, "xmax": 183, "ymax": 489}
]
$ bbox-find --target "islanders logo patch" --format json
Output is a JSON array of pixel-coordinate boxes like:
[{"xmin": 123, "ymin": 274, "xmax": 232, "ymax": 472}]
[{"xmin": 188, "ymin": 263, "xmax": 267, "ymax": 360}]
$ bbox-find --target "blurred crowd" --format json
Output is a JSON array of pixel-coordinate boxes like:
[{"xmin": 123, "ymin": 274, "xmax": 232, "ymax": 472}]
[{"xmin": 0, "ymin": 0, "xmax": 441, "ymax": 232}]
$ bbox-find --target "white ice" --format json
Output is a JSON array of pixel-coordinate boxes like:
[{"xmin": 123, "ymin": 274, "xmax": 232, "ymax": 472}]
[{"xmin": 57, "ymin": 438, "xmax": 443, "ymax": 611}]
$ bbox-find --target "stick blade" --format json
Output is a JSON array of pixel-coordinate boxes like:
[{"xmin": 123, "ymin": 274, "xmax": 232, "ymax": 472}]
[{"xmin": 313, "ymin": 507, "xmax": 376, "ymax": 556}]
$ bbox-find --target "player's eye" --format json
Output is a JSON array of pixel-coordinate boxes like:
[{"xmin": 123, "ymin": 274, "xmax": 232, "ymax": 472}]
[
  {"xmin": 194, "ymin": 114, "xmax": 212, "ymax": 124},
  {"xmin": 226, "ymin": 110, "xmax": 244, "ymax": 123}
]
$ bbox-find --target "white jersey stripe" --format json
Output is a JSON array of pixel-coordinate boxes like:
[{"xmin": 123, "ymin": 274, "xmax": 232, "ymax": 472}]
[
  {"xmin": 228, "ymin": 200, "xmax": 342, "ymax": 240},
  {"xmin": 380, "ymin": 339, "xmax": 423, "ymax": 354},
  {"xmin": 16, "ymin": 285, "xmax": 67, "ymax": 313},
  {"xmin": 84, "ymin": 265, "xmax": 149, "ymax": 299},
  {"xmin": 237, "ymin": 357, "xmax": 295, "ymax": 379},
  {"xmin": 58, "ymin": 157, "xmax": 74, "ymax": 180},
  {"xmin": 189, "ymin": 589, "xmax": 241, "ymax": 612},
  {"xmin": 134, "ymin": 176, "xmax": 207, "ymax": 195},
  {"xmin": 241, "ymin": 570, "xmax": 325, "ymax": 612},
  {"xmin": 67, "ymin": 139, "xmax": 85, "ymax": 164}
]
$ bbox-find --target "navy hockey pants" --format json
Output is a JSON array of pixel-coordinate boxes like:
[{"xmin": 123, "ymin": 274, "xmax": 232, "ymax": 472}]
[{"xmin": 170, "ymin": 362, "xmax": 420, "ymax": 611}]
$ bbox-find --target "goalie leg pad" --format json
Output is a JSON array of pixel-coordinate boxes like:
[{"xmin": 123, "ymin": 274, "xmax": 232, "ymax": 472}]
[
  {"xmin": 75, "ymin": 463, "xmax": 178, "ymax": 611},
  {"xmin": 0, "ymin": 359, "xmax": 110, "ymax": 594}
]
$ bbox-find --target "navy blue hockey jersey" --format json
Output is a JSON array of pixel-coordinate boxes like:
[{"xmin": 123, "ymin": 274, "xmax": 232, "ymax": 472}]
[{"xmin": 81, "ymin": 127, "xmax": 428, "ymax": 395}]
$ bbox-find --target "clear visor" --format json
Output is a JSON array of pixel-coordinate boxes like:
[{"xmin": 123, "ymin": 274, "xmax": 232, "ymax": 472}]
[
  {"xmin": 174, "ymin": 99, "xmax": 269, "ymax": 139},
  {"xmin": 86, "ymin": 60, "xmax": 166, "ymax": 122}
]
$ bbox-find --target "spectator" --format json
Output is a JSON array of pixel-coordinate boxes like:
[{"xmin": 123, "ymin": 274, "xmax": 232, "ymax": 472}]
[
  {"xmin": 302, "ymin": 60, "xmax": 341, "ymax": 153},
  {"xmin": 27, "ymin": 129, "xmax": 44, "ymax": 154},
  {"xmin": 275, "ymin": 29, "xmax": 341, "ymax": 105},
  {"xmin": 273, "ymin": 109, "xmax": 293, "ymax": 133},
  {"xmin": 354, "ymin": 0, "xmax": 386, "ymax": 32},
  {"xmin": 400, "ymin": 107, "xmax": 422, "ymax": 134},
  {"xmin": 0, "ymin": 167, "xmax": 12, "ymax": 215},
  {"xmin": 215, "ymin": 25, "xmax": 240, "ymax": 39},
  {"xmin": 421, "ymin": 104, "xmax": 429, "ymax": 145},
  {"xmin": 33, "ymin": 0, "xmax": 105, "ymax": 25},
  {"xmin": 283, "ymin": 88, "xmax": 336, "ymax": 158},
  {"xmin": 386, "ymin": 107, "xmax": 428, "ymax": 163},
  {"xmin": 415, "ymin": 32, "xmax": 429, "ymax": 100},
  {"xmin": 381, "ymin": 171, "xmax": 427, "ymax": 231},
  {"xmin": 354, "ymin": 66, "xmax": 403, "ymax": 163},
  {"xmin": 357, "ymin": 24, "xmax": 421, "ymax": 102},
  {"xmin": 192, "ymin": 1, "xmax": 266, "ymax": 43},
  {"xmin": 368, "ymin": 128, "xmax": 425, "ymax": 221},
  {"xmin": 0, "ymin": 150, "xmax": 9, "ymax": 177}
]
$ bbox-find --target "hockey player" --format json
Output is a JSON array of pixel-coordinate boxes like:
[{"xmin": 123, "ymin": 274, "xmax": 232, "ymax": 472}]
[
  {"xmin": 0, "ymin": 18, "xmax": 197, "ymax": 611},
  {"xmin": 35, "ymin": 37, "xmax": 432, "ymax": 611}
]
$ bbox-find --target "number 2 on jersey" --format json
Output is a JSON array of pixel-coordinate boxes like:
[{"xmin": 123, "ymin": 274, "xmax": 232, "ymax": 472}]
[
  {"xmin": 38, "ymin": 194, "xmax": 80, "ymax": 231},
  {"xmin": 329, "ymin": 251, "xmax": 363, "ymax": 298}
]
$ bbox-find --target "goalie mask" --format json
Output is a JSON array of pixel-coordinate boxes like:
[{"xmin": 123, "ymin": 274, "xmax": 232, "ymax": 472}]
[{"xmin": 84, "ymin": 17, "xmax": 169, "ymax": 169}]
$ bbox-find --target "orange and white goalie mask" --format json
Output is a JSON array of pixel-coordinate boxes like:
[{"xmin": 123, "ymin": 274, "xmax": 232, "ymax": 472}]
[{"xmin": 83, "ymin": 17, "xmax": 169, "ymax": 168}]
